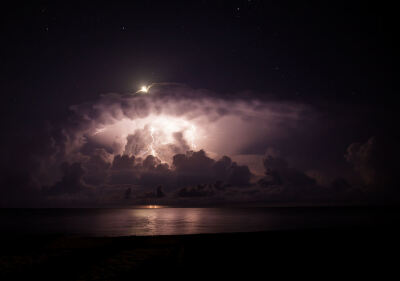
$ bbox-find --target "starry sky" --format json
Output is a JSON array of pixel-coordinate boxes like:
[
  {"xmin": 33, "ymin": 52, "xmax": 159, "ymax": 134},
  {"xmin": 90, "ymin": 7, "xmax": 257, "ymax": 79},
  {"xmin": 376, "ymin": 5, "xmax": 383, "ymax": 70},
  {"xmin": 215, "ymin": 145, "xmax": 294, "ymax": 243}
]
[{"xmin": 0, "ymin": 1, "xmax": 397, "ymax": 207}]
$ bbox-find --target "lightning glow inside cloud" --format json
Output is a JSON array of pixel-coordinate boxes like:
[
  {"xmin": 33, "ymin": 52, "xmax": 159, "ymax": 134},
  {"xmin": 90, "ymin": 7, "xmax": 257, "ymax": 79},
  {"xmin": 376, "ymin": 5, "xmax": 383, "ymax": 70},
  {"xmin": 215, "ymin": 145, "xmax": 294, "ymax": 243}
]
[
  {"xmin": 58, "ymin": 85, "xmax": 312, "ymax": 173},
  {"xmin": 28, "ymin": 84, "xmax": 317, "ymax": 206}
]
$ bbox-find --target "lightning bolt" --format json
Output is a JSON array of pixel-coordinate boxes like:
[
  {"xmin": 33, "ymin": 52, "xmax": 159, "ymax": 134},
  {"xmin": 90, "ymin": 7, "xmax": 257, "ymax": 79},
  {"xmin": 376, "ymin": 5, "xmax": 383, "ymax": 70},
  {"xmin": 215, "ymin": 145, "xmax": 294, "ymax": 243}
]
[
  {"xmin": 188, "ymin": 124, "xmax": 197, "ymax": 150},
  {"xmin": 149, "ymin": 126, "xmax": 157, "ymax": 157},
  {"xmin": 93, "ymin": 127, "xmax": 106, "ymax": 135}
]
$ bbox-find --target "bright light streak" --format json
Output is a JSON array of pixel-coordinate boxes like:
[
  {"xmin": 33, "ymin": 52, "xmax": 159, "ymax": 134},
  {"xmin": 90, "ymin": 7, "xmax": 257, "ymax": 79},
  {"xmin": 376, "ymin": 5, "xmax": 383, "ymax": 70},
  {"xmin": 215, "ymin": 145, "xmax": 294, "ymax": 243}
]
[
  {"xmin": 93, "ymin": 127, "xmax": 106, "ymax": 135},
  {"xmin": 136, "ymin": 85, "xmax": 150, "ymax": 93},
  {"xmin": 149, "ymin": 126, "xmax": 157, "ymax": 157}
]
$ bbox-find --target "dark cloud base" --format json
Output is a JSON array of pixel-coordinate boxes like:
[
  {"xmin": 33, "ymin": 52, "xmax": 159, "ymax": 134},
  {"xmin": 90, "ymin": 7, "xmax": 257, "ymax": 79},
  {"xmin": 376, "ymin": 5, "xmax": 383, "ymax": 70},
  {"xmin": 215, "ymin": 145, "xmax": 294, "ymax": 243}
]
[{"xmin": 2, "ymin": 141, "xmax": 397, "ymax": 207}]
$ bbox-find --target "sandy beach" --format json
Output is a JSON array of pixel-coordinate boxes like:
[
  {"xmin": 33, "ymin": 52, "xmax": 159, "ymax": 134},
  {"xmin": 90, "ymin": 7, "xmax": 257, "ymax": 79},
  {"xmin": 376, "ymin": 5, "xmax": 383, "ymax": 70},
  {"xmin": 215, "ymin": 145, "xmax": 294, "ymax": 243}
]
[{"xmin": 1, "ymin": 226, "xmax": 398, "ymax": 280}]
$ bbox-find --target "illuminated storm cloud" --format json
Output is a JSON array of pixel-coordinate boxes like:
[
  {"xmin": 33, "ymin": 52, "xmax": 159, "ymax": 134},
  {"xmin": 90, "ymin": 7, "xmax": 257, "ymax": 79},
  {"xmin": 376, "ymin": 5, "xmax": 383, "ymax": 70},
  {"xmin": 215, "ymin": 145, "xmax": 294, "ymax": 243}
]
[
  {"xmin": 64, "ymin": 85, "xmax": 311, "ymax": 167},
  {"xmin": 30, "ymin": 84, "xmax": 319, "ymax": 206}
]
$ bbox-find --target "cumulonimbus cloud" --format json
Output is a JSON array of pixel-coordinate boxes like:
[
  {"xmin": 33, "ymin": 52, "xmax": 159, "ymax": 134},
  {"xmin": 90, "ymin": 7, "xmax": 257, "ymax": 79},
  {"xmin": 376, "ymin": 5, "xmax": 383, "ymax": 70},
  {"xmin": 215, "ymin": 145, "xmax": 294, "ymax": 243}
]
[
  {"xmin": 38, "ymin": 84, "xmax": 313, "ymax": 184},
  {"xmin": 2, "ymin": 84, "xmax": 323, "ymax": 206}
]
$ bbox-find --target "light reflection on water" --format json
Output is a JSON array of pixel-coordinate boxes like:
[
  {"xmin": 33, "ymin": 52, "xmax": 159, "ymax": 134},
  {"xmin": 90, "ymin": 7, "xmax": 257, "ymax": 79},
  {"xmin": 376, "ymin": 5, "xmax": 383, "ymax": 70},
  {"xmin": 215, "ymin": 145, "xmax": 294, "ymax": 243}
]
[
  {"xmin": 0, "ymin": 207, "xmax": 392, "ymax": 236},
  {"xmin": 134, "ymin": 205, "xmax": 166, "ymax": 209}
]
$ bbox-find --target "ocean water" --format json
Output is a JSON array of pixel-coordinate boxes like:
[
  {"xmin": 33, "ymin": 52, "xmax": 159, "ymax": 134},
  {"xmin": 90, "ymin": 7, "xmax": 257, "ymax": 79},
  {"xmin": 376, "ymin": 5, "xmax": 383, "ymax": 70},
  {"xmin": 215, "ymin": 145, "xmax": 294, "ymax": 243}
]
[{"xmin": 0, "ymin": 207, "xmax": 397, "ymax": 236}]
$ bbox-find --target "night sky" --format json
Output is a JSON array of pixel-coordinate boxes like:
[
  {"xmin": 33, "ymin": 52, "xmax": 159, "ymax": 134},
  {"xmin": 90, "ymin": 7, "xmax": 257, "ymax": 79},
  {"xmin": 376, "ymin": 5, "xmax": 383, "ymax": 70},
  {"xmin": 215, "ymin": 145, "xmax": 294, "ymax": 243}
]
[{"xmin": 0, "ymin": 1, "xmax": 397, "ymax": 207}]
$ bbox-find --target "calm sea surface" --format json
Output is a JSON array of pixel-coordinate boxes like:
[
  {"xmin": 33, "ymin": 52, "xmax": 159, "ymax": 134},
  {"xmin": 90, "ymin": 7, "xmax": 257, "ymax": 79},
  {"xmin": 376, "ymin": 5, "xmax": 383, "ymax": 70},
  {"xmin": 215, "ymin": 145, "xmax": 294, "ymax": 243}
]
[{"xmin": 0, "ymin": 207, "xmax": 398, "ymax": 236}]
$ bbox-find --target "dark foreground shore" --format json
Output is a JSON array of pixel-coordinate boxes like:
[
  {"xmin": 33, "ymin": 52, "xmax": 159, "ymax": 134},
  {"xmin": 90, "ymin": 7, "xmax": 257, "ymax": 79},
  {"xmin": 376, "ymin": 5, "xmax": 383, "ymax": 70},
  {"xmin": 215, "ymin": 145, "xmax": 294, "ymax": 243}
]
[{"xmin": 1, "ymin": 227, "xmax": 399, "ymax": 280}]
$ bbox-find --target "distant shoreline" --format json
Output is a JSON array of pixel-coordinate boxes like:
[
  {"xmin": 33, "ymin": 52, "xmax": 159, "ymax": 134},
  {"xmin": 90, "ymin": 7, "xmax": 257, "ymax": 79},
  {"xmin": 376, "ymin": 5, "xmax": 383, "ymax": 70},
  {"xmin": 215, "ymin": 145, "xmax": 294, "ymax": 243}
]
[{"xmin": 2, "ymin": 203, "xmax": 400, "ymax": 209}]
